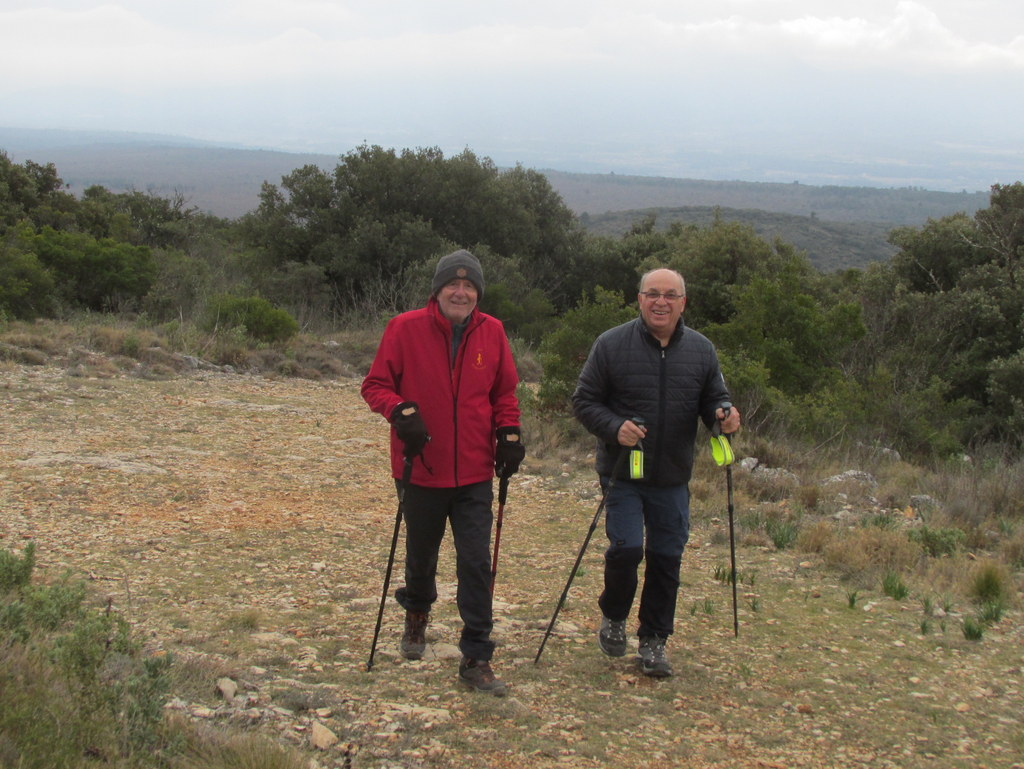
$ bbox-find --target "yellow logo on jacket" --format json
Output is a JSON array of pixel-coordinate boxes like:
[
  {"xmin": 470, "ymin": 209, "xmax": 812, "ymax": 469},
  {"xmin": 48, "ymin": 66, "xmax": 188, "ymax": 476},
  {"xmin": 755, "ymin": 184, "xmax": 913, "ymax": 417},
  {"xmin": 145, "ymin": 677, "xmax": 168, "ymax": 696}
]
[{"xmin": 472, "ymin": 349, "xmax": 486, "ymax": 369}]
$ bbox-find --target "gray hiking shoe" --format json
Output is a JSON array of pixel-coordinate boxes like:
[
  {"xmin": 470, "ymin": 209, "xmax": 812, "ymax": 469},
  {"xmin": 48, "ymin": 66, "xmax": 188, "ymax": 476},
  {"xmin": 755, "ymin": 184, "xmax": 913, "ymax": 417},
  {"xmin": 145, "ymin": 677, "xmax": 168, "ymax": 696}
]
[
  {"xmin": 400, "ymin": 610, "xmax": 429, "ymax": 660},
  {"xmin": 598, "ymin": 615, "xmax": 627, "ymax": 657},
  {"xmin": 637, "ymin": 636, "xmax": 673, "ymax": 678},
  {"xmin": 458, "ymin": 657, "xmax": 507, "ymax": 697}
]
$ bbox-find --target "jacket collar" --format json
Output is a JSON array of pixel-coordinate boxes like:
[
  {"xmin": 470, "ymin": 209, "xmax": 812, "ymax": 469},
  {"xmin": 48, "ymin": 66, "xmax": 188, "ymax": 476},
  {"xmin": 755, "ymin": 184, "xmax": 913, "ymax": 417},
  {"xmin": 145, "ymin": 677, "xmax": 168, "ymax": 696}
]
[{"xmin": 638, "ymin": 316, "xmax": 685, "ymax": 348}]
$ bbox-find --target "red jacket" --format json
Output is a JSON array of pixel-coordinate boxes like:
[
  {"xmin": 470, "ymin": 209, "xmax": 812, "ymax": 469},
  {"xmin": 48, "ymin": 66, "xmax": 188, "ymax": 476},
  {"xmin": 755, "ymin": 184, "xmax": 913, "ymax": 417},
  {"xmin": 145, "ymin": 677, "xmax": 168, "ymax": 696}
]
[{"xmin": 361, "ymin": 297, "xmax": 521, "ymax": 488}]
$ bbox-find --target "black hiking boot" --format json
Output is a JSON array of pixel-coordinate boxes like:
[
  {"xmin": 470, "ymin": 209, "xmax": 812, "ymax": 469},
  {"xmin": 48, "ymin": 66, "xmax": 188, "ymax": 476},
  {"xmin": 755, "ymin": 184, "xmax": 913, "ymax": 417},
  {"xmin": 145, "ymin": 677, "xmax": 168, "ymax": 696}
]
[
  {"xmin": 597, "ymin": 615, "xmax": 627, "ymax": 657},
  {"xmin": 637, "ymin": 635, "xmax": 673, "ymax": 678},
  {"xmin": 400, "ymin": 610, "xmax": 429, "ymax": 660},
  {"xmin": 458, "ymin": 657, "xmax": 507, "ymax": 697}
]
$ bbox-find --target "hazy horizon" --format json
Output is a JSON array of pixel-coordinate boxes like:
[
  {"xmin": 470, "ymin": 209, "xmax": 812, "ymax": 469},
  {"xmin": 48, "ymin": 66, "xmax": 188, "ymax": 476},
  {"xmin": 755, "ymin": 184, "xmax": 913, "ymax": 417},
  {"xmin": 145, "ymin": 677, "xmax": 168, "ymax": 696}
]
[{"xmin": 3, "ymin": 1, "xmax": 1023, "ymax": 193}]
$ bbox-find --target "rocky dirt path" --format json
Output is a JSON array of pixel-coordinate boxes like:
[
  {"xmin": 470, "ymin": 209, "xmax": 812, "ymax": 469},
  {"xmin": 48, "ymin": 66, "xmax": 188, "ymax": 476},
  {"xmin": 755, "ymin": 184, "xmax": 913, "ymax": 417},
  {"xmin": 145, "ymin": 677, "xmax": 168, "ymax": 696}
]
[{"xmin": 1, "ymin": 363, "xmax": 1022, "ymax": 769}]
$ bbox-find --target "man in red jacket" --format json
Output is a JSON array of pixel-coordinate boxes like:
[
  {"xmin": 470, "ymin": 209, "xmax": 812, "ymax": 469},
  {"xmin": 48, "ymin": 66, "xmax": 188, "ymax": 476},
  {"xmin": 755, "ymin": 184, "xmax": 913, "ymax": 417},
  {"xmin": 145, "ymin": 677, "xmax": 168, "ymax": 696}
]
[{"xmin": 361, "ymin": 249, "xmax": 524, "ymax": 696}]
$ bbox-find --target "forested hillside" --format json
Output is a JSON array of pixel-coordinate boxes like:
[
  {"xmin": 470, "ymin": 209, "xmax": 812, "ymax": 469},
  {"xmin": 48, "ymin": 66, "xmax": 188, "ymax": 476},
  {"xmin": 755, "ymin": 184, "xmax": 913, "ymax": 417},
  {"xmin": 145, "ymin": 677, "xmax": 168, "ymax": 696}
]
[{"xmin": 2, "ymin": 142, "xmax": 1023, "ymax": 459}]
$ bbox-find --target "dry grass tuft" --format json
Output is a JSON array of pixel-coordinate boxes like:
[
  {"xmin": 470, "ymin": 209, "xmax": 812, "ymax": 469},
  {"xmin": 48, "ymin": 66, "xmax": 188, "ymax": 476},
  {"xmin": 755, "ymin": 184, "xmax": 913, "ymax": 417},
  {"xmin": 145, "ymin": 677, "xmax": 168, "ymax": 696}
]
[
  {"xmin": 172, "ymin": 718, "xmax": 310, "ymax": 769},
  {"xmin": 822, "ymin": 526, "xmax": 923, "ymax": 586},
  {"xmin": 796, "ymin": 520, "xmax": 835, "ymax": 554}
]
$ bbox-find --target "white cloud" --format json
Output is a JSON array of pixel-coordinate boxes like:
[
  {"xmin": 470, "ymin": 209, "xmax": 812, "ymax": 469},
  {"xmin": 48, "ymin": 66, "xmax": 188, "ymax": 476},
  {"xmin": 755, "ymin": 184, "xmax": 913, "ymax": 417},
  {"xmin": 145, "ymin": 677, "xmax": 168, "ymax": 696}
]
[
  {"xmin": 775, "ymin": 1, "xmax": 1024, "ymax": 70},
  {"xmin": 3, "ymin": 0, "xmax": 1023, "ymax": 92},
  {"xmin": 1, "ymin": 0, "xmax": 1022, "ymax": 191}
]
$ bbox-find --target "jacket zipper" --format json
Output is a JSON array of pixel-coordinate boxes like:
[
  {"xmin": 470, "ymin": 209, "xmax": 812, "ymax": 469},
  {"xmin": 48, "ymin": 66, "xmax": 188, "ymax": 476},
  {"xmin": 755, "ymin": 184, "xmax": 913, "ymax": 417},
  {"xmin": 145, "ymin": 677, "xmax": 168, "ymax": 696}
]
[
  {"xmin": 447, "ymin": 315, "xmax": 479, "ymax": 487},
  {"xmin": 448, "ymin": 328, "xmax": 459, "ymax": 486},
  {"xmin": 655, "ymin": 346, "xmax": 668, "ymax": 482}
]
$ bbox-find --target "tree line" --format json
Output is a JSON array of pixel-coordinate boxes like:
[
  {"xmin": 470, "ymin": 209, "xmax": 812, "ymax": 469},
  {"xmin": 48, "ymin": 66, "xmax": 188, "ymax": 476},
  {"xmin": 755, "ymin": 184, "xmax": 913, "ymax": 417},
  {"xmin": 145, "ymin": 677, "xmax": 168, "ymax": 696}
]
[{"xmin": 2, "ymin": 145, "xmax": 1022, "ymax": 457}]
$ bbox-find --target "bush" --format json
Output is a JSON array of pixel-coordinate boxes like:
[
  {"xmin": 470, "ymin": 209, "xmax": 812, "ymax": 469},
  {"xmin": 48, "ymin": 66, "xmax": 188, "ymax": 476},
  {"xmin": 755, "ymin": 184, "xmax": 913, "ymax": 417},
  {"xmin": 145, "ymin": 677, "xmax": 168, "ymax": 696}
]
[
  {"xmin": 25, "ymin": 225, "xmax": 155, "ymax": 312},
  {"xmin": 0, "ymin": 541, "xmax": 35, "ymax": 591},
  {"xmin": 0, "ymin": 542, "xmax": 173, "ymax": 765},
  {"xmin": 0, "ymin": 240, "xmax": 56, "ymax": 319},
  {"xmin": 907, "ymin": 525, "xmax": 966, "ymax": 557},
  {"xmin": 205, "ymin": 294, "xmax": 299, "ymax": 344},
  {"xmin": 536, "ymin": 287, "xmax": 636, "ymax": 413}
]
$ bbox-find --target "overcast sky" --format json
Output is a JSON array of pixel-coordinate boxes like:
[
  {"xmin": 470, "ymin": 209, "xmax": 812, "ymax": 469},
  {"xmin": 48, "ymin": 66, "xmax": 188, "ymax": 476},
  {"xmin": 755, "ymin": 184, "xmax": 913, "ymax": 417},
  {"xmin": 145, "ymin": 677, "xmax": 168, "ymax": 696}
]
[{"xmin": 2, "ymin": 0, "xmax": 1022, "ymax": 191}]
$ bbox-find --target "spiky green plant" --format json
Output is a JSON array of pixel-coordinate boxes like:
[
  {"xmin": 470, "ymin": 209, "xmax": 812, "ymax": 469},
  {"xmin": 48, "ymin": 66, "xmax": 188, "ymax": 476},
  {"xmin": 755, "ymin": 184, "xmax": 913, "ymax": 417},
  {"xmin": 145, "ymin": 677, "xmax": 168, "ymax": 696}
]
[
  {"xmin": 882, "ymin": 571, "xmax": 909, "ymax": 600},
  {"xmin": 962, "ymin": 617, "xmax": 984, "ymax": 641}
]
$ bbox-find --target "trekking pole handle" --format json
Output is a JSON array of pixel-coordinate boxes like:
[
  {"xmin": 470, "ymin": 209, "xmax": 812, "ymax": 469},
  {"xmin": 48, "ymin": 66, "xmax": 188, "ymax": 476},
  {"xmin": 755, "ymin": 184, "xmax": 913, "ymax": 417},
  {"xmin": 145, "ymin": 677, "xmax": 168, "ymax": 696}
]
[
  {"xmin": 630, "ymin": 416, "xmax": 646, "ymax": 450},
  {"xmin": 712, "ymin": 402, "xmax": 733, "ymax": 437}
]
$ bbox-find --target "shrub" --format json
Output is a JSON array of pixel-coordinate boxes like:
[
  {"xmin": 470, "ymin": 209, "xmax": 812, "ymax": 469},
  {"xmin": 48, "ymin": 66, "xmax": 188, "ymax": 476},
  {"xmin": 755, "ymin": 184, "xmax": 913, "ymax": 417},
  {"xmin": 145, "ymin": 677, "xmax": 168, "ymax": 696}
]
[
  {"xmin": 205, "ymin": 294, "xmax": 299, "ymax": 344},
  {"xmin": 0, "ymin": 543, "xmax": 173, "ymax": 765},
  {"xmin": 27, "ymin": 226, "xmax": 155, "ymax": 311},
  {"xmin": 0, "ymin": 542, "xmax": 35, "ymax": 591},
  {"xmin": 907, "ymin": 525, "xmax": 966, "ymax": 557},
  {"xmin": 536, "ymin": 287, "xmax": 635, "ymax": 412},
  {"xmin": 0, "ymin": 240, "xmax": 56, "ymax": 319}
]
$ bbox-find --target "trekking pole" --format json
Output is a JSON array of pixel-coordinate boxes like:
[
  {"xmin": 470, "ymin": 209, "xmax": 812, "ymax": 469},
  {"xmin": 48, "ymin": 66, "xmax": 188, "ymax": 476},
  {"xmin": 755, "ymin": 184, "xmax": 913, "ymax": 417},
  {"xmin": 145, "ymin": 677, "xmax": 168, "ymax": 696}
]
[
  {"xmin": 727, "ymin": 458, "xmax": 738, "ymax": 637},
  {"xmin": 367, "ymin": 456, "xmax": 413, "ymax": 671},
  {"xmin": 490, "ymin": 474, "xmax": 510, "ymax": 595},
  {"xmin": 535, "ymin": 444, "xmax": 633, "ymax": 664},
  {"xmin": 710, "ymin": 404, "xmax": 738, "ymax": 637}
]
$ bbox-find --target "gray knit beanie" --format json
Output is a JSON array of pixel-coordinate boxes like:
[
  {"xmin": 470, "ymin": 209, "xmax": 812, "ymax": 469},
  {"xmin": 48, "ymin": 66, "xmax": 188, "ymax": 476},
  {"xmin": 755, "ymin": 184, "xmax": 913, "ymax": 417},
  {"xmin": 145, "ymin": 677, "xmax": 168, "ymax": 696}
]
[{"xmin": 431, "ymin": 249, "xmax": 485, "ymax": 297}]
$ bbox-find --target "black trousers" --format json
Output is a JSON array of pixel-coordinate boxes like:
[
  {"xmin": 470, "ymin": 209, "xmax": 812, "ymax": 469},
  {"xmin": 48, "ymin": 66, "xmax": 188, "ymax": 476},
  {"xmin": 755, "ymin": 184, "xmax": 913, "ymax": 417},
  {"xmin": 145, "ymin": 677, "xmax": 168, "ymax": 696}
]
[
  {"xmin": 597, "ymin": 479, "xmax": 690, "ymax": 639},
  {"xmin": 394, "ymin": 480, "xmax": 496, "ymax": 661}
]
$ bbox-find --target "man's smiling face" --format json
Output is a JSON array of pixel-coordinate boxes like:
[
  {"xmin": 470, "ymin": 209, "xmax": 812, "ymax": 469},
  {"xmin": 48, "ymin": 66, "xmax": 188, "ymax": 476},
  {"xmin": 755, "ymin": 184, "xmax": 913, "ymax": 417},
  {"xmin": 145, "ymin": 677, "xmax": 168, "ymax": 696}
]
[
  {"xmin": 638, "ymin": 268, "xmax": 687, "ymax": 343},
  {"xmin": 437, "ymin": 278, "xmax": 478, "ymax": 324}
]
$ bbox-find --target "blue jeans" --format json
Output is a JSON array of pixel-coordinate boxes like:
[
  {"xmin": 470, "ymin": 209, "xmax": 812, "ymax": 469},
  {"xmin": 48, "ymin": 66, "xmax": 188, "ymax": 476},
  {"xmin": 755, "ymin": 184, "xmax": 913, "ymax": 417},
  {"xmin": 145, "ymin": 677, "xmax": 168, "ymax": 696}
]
[
  {"xmin": 598, "ymin": 478, "xmax": 690, "ymax": 639},
  {"xmin": 394, "ymin": 480, "xmax": 495, "ymax": 661}
]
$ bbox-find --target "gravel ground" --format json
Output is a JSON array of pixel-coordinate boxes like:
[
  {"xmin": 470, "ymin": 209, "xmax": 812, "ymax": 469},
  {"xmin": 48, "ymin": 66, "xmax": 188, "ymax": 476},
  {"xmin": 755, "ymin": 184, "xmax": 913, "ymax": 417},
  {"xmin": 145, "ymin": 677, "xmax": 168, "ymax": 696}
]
[{"xmin": 2, "ymin": 362, "xmax": 1022, "ymax": 769}]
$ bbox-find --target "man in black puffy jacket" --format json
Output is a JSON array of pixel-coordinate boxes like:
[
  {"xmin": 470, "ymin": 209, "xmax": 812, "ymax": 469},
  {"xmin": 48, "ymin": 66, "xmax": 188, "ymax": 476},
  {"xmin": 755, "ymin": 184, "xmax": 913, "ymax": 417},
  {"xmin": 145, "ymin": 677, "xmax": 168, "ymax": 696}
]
[{"xmin": 572, "ymin": 268, "xmax": 741, "ymax": 677}]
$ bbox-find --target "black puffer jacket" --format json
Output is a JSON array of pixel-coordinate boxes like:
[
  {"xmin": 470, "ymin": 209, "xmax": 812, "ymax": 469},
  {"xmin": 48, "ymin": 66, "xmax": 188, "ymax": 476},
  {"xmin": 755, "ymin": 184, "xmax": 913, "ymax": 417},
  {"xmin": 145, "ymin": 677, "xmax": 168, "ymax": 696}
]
[{"xmin": 572, "ymin": 317, "xmax": 731, "ymax": 487}]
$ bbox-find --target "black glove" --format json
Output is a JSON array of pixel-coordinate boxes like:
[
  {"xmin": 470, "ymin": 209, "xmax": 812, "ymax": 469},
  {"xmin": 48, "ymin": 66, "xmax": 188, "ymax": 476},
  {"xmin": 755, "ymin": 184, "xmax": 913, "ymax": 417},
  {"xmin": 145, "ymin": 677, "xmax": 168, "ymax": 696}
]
[
  {"xmin": 495, "ymin": 426, "xmax": 525, "ymax": 478},
  {"xmin": 391, "ymin": 401, "xmax": 429, "ymax": 458}
]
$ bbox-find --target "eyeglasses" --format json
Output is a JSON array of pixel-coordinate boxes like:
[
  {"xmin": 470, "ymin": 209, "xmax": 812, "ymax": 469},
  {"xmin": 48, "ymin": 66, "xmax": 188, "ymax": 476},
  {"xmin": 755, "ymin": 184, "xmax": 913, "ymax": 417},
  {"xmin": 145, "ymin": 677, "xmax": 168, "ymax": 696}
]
[{"xmin": 640, "ymin": 291, "xmax": 684, "ymax": 302}]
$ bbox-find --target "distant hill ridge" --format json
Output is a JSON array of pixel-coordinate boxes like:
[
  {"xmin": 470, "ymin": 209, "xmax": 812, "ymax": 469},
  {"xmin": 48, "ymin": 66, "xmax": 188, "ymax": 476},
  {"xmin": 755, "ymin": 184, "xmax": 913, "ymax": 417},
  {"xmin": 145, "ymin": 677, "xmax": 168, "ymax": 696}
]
[
  {"xmin": 2, "ymin": 127, "xmax": 989, "ymax": 220},
  {"xmin": 543, "ymin": 170, "xmax": 989, "ymax": 225}
]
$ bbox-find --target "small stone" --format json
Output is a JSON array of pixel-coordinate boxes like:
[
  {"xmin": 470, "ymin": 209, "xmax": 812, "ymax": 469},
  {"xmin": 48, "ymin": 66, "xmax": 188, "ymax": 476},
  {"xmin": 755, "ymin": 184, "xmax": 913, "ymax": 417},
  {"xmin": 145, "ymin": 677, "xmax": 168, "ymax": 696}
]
[
  {"xmin": 216, "ymin": 677, "xmax": 238, "ymax": 701},
  {"xmin": 310, "ymin": 721, "xmax": 338, "ymax": 750}
]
